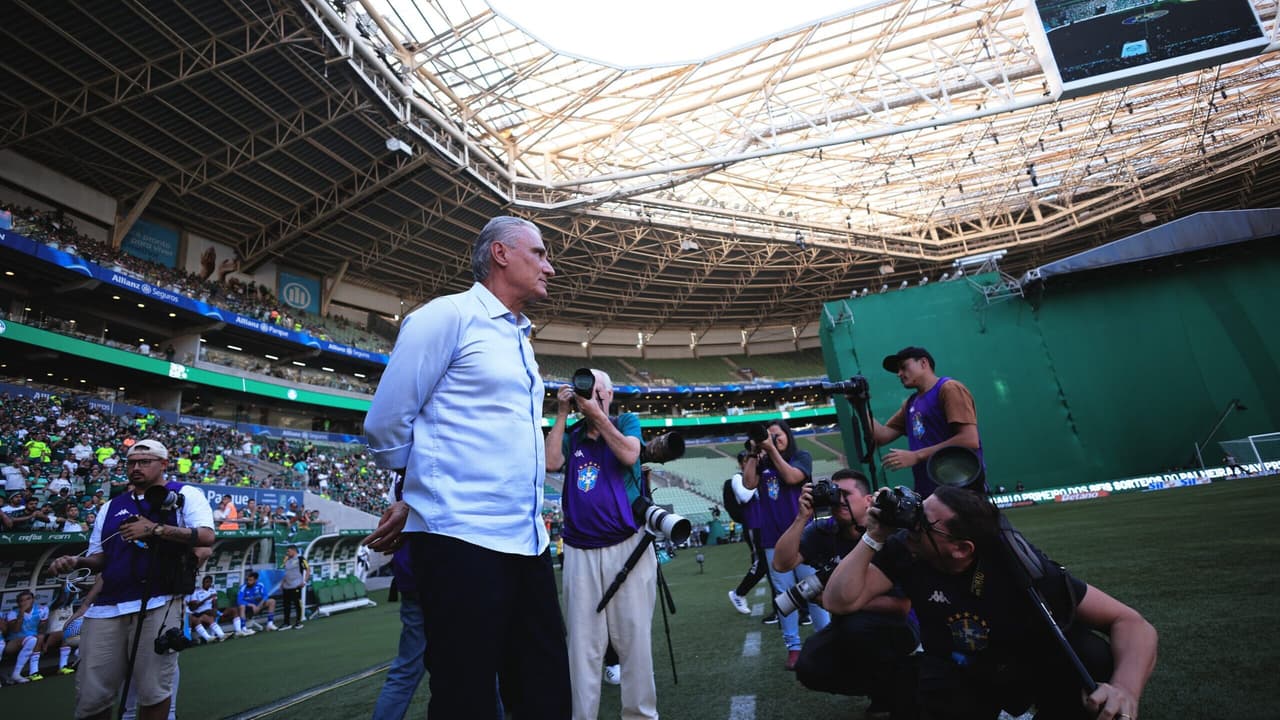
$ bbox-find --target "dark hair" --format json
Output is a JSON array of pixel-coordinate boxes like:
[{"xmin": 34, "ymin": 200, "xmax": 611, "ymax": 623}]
[
  {"xmin": 766, "ymin": 420, "xmax": 798, "ymax": 461},
  {"xmin": 831, "ymin": 468, "xmax": 871, "ymax": 495},
  {"xmin": 933, "ymin": 486, "xmax": 1000, "ymax": 543}
]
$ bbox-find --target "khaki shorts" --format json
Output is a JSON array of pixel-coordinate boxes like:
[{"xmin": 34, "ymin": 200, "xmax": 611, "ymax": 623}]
[{"xmin": 75, "ymin": 598, "xmax": 182, "ymax": 718}]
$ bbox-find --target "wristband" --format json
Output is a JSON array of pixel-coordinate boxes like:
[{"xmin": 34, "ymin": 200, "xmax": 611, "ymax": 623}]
[{"xmin": 861, "ymin": 533, "xmax": 884, "ymax": 552}]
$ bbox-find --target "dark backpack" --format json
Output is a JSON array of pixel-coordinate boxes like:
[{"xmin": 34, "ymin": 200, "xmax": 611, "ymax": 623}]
[{"xmin": 722, "ymin": 477, "xmax": 748, "ymax": 524}]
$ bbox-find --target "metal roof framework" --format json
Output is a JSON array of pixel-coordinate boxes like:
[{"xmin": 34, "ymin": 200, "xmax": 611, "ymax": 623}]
[{"xmin": 2, "ymin": 0, "xmax": 1279, "ymax": 351}]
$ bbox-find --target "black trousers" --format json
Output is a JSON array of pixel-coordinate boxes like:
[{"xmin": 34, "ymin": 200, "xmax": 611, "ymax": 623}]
[
  {"xmin": 795, "ymin": 611, "xmax": 919, "ymax": 702},
  {"xmin": 914, "ymin": 624, "xmax": 1114, "ymax": 720},
  {"xmin": 734, "ymin": 527, "xmax": 776, "ymax": 598},
  {"xmin": 281, "ymin": 587, "xmax": 302, "ymax": 625},
  {"xmin": 410, "ymin": 532, "xmax": 571, "ymax": 719}
]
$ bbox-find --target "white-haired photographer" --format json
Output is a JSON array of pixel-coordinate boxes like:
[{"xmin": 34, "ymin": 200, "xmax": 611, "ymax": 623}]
[{"xmin": 824, "ymin": 484, "xmax": 1157, "ymax": 720}]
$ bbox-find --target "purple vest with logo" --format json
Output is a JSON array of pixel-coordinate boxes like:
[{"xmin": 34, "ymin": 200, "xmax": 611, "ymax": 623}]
[
  {"xmin": 562, "ymin": 422, "xmax": 640, "ymax": 550},
  {"xmin": 96, "ymin": 481, "xmax": 193, "ymax": 606},
  {"xmin": 906, "ymin": 377, "xmax": 982, "ymax": 496}
]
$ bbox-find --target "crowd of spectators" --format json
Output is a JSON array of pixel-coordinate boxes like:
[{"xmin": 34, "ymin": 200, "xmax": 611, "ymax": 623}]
[
  {"xmin": 0, "ymin": 393, "xmax": 339, "ymax": 535},
  {"xmin": 2, "ymin": 203, "xmax": 392, "ymax": 356}
]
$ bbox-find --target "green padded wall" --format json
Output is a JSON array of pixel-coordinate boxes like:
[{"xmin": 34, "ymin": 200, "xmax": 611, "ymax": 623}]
[{"xmin": 820, "ymin": 242, "xmax": 1280, "ymax": 491}]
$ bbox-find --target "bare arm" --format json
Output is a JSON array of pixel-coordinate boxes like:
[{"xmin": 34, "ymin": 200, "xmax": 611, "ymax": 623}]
[
  {"xmin": 545, "ymin": 386, "xmax": 573, "ymax": 472},
  {"xmin": 822, "ymin": 540, "xmax": 893, "ymax": 614},
  {"xmin": 1077, "ymin": 584, "xmax": 1158, "ymax": 720}
]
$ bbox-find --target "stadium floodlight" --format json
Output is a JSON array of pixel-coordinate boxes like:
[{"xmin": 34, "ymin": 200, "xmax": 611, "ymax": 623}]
[
  {"xmin": 384, "ymin": 137, "xmax": 413, "ymax": 156},
  {"xmin": 878, "ymin": 262, "xmax": 895, "ymax": 275},
  {"xmin": 954, "ymin": 249, "xmax": 1007, "ymax": 269}
]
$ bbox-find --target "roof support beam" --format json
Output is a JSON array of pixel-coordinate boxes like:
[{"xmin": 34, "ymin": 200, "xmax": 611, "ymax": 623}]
[
  {"xmin": 321, "ymin": 260, "xmax": 349, "ymax": 316},
  {"xmin": 110, "ymin": 181, "xmax": 161, "ymax": 249}
]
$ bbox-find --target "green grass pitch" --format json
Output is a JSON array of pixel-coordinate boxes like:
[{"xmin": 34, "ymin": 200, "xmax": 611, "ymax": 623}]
[{"xmin": 9, "ymin": 477, "xmax": 1278, "ymax": 718}]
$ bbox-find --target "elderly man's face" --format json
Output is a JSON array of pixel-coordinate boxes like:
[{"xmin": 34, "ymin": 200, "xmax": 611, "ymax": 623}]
[{"xmin": 499, "ymin": 227, "xmax": 555, "ymax": 306}]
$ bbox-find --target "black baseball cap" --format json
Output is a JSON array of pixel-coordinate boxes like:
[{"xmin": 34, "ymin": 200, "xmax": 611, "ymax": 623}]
[{"xmin": 882, "ymin": 346, "xmax": 935, "ymax": 373}]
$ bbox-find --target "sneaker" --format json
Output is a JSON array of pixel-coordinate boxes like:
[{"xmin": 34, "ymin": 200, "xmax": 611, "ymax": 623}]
[
  {"xmin": 727, "ymin": 590, "xmax": 750, "ymax": 615},
  {"xmin": 799, "ymin": 613, "xmax": 813, "ymax": 626},
  {"xmin": 604, "ymin": 664, "xmax": 621, "ymax": 685},
  {"xmin": 291, "ymin": 623, "xmax": 303, "ymax": 630},
  {"xmin": 28, "ymin": 673, "xmax": 44, "ymax": 682},
  {"xmin": 761, "ymin": 614, "xmax": 779, "ymax": 625},
  {"xmin": 278, "ymin": 624, "xmax": 292, "ymax": 631},
  {"xmin": 265, "ymin": 622, "xmax": 279, "ymax": 631},
  {"xmin": 784, "ymin": 650, "xmax": 800, "ymax": 671},
  {"xmin": 235, "ymin": 629, "xmax": 255, "ymax": 637},
  {"xmin": 215, "ymin": 634, "xmax": 228, "ymax": 642},
  {"xmin": 9, "ymin": 674, "xmax": 28, "ymax": 684},
  {"xmin": 58, "ymin": 667, "xmax": 76, "ymax": 675}
]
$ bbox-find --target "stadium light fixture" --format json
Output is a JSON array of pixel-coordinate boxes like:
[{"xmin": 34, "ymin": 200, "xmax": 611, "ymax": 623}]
[
  {"xmin": 954, "ymin": 249, "xmax": 1007, "ymax": 269},
  {"xmin": 385, "ymin": 137, "xmax": 413, "ymax": 156},
  {"xmin": 265, "ymin": 354, "xmax": 279, "ymax": 360}
]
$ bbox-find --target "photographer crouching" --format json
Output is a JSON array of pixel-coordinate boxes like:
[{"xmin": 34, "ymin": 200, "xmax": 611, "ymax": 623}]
[
  {"xmin": 772, "ymin": 470, "xmax": 919, "ymax": 715},
  {"xmin": 48, "ymin": 440, "xmax": 214, "ymax": 720},
  {"xmin": 547, "ymin": 369, "xmax": 659, "ymax": 720},
  {"xmin": 823, "ymin": 480, "xmax": 1157, "ymax": 720}
]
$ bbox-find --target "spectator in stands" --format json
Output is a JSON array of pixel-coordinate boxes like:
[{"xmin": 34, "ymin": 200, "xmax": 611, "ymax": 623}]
[
  {"xmin": 278, "ymin": 544, "xmax": 310, "ymax": 630},
  {"xmin": 547, "ymin": 370, "xmax": 658, "ymax": 720},
  {"xmin": 214, "ymin": 494, "xmax": 241, "ymax": 530},
  {"xmin": 2, "ymin": 454, "xmax": 28, "ymax": 493},
  {"xmin": 187, "ymin": 576, "xmax": 227, "ymax": 643},
  {"xmin": 231, "ymin": 570, "xmax": 277, "ymax": 635},
  {"xmin": 60, "ymin": 503, "xmax": 85, "ymax": 532},
  {"xmin": 871, "ymin": 347, "xmax": 981, "ymax": 497},
  {"xmin": 47, "ymin": 439, "xmax": 214, "ymax": 720},
  {"xmin": 744, "ymin": 419, "xmax": 822, "ymax": 669},
  {"xmin": 825, "ymin": 485, "xmax": 1158, "ymax": 720},
  {"xmin": 363, "ymin": 215, "xmax": 570, "ymax": 718},
  {"xmin": 4, "ymin": 589, "xmax": 49, "ymax": 682},
  {"xmin": 774, "ymin": 469, "xmax": 918, "ymax": 712}
]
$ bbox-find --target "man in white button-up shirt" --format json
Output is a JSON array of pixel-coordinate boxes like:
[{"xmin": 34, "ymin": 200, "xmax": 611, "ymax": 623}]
[{"xmin": 363, "ymin": 215, "xmax": 570, "ymax": 719}]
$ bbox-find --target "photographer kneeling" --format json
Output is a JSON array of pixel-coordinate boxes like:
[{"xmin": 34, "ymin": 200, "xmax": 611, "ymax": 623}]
[
  {"xmin": 48, "ymin": 440, "xmax": 214, "ymax": 720},
  {"xmin": 773, "ymin": 470, "xmax": 919, "ymax": 715},
  {"xmin": 824, "ymin": 485, "xmax": 1157, "ymax": 720}
]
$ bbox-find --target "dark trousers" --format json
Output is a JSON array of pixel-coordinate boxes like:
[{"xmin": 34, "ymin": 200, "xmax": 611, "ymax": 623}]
[
  {"xmin": 281, "ymin": 587, "xmax": 302, "ymax": 626},
  {"xmin": 734, "ymin": 527, "xmax": 776, "ymax": 598},
  {"xmin": 914, "ymin": 624, "xmax": 1114, "ymax": 720},
  {"xmin": 795, "ymin": 611, "xmax": 919, "ymax": 709},
  {"xmin": 410, "ymin": 533, "xmax": 571, "ymax": 719}
]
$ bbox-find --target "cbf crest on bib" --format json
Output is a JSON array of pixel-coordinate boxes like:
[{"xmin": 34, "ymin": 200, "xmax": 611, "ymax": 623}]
[{"xmin": 577, "ymin": 462, "xmax": 601, "ymax": 493}]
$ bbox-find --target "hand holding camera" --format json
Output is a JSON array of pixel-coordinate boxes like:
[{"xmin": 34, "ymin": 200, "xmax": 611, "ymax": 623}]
[{"xmin": 795, "ymin": 483, "xmax": 814, "ymax": 524}]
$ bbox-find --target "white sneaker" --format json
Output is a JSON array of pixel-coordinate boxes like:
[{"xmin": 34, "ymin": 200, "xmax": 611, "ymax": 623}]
[
  {"xmin": 604, "ymin": 665, "xmax": 621, "ymax": 686},
  {"xmin": 278, "ymin": 624, "xmax": 292, "ymax": 631},
  {"xmin": 235, "ymin": 629, "xmax": 255, "ymax": 637},
  {"xmin": 9, "ymin": 674, "xmax": 28, "ymax": 684},
  {"xmin": 265, "ymin": 622, "xmax": 279, "ymax": 631},
  {"xmin": 728, "ymin": 590, "xmax": 750, "ymax": 615}
]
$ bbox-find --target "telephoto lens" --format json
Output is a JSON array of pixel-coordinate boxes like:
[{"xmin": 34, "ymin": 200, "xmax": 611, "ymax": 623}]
[
  {"xmin": 775, "ymin": 573, "xmax": 826, "ymax": 616},
  {"xmin": 632, "ymin": 497, "xmax": 692, "ymax": 544}
]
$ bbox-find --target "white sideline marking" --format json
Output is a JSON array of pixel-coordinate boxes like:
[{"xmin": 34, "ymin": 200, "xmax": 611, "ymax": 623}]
[
  {"xmin": 741, "ymin": 631, "xmax": 761, "ymax": 657},
  {"xmin": 750, "ymin": 603, "xmax": 763, "ymax": 617},
  {"xmin": 728, "ymin": 695, "xmax": 756, "ymax": 720},
  {"xmin": 753, "ymin": 586, "xmax": 765, "ymax": 597}
]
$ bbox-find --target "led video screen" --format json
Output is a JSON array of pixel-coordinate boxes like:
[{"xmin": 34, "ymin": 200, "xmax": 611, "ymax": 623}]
[{"xmin": 1025, "ymin": 0, "xmax": 1269, "ymax": 99}]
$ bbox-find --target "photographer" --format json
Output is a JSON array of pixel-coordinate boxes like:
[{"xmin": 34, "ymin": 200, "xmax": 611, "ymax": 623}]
[
  {"xmin": 743, "ymin": 420, "xmax": 820, "ymax": 669},
  {"xmin": 48, "ymin": 439, "xmax": 214, "ymax": 720},
  {"xmin": 872, "ymin": 347, "xmax": 980, "ymax": 497},
  {"xmin": 773, "ymin": 470, "xmax": 918, "ymax": 712},
  {"xmin": 824, "ymin": 485, "xmax": 1157, "ymax": 720},
  {"xmin": 547, "ymin": 368, "xmax": 658, "ymax": 720}
]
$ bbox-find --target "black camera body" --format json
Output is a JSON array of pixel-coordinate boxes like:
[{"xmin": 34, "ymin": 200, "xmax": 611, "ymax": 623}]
[
  {"xmin": 571, "ymin": 368, "xmax": 596, "ymax": 399},
  {"xmin": 641, "ymin": 432, "xmax": 686, "ymax": 464},
  {"xmin": 822, "ymin": 375, "xmax": 871, "ymax": 404},
  {"xmin": 154, "ymin": 626, "xmax": 193, "ymax": 654},
  {"xmin": 810, "ymin": 478, "xmax": 843, "ymax": 520},
  {"xmin": 874, "ymin": 485, "xmax": 925, "ymax": 531},
  {"xmin": 744, "ymin": 423, "xmax": 768, "ymax": 451}
]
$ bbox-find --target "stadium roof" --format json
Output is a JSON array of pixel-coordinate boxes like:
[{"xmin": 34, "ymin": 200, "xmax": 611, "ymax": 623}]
[{"xmin": 2, "ymin": 0, "xmax": 1280, "ymax": 351}]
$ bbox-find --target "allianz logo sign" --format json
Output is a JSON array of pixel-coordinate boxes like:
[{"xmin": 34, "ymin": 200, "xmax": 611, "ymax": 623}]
[{"xmin": 282, "ymin": 281, "xmax": 312, "ymax": 309}]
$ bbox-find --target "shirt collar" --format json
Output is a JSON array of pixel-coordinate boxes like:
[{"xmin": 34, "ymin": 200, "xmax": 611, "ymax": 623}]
[{"xmin": 470, "ymin": 282, "xmax": 531, "ymax": 332}]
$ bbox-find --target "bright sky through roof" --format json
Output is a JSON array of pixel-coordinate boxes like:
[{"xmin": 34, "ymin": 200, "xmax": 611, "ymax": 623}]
[{"xmin": 487, "ymin": 0, "xmax": 860, "ymax": 67}]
